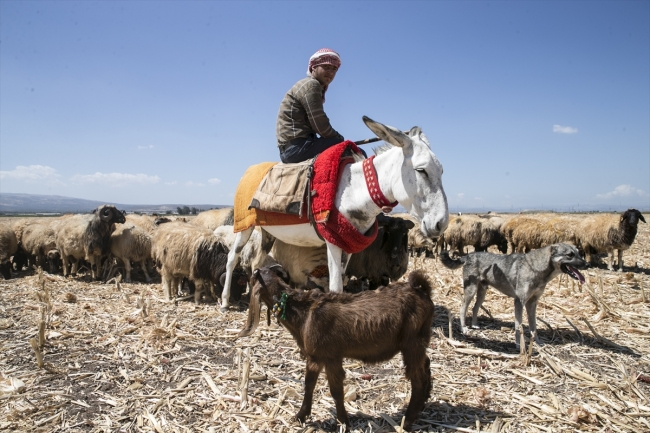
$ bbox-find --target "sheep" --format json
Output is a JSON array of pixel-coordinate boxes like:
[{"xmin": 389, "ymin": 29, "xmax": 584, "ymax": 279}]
[
  {"xmin": 125, "ymin": 214, "xmax": 159, "ymax": 234},
  {"xmin": 109, "ymin": 222, "xmax": 153, "ymax": 283},
  {"xmin": 55, "ymin": 205, "xmax": 126, "ymax": 280},
  {"xmin": 439, "ymin": 215, "xmax": 507, "ymax": 255},
  {"xmin": 151, "ymin": 221, "xmax": 247, "ymax": 303},
  {"xmin": 575, "ymin": 209, "xmax": 646, "ymax": 271},
  {"xmin": 474, "ymin": 214, "xmax": 508, "ymax": 253},
  {"xmin": 266, "ymin": 215, "xmax": 413, "ymax": 291},
  {"xmin": 237, "ymin": 266, "xmax": 434, "ymax": 432},
  {"xmin": 9, "ymin": 217, "xmax": 45, "ymax": 270},
  {"xmin": 212, "ymin": 226, "xmax": 277, "ymax": 281},
  {"xmin": 392, "ymin": 212, "xmax": 436, "ymax": 258},
  {"xmin": 345, "ymin": 214, "xmax": 415, "ymax": 290},
  {"xmin": 0, "ymin": 224, "xmax": 18, "ymax": 279},
  {"xmin": 21, "ymin": 218, "xmax": 63, "ymax": 274},
  {"xmin": 191, "ymin": 207, "xmax": 234, "ymax": 231},
  {"xmin": 502, "ymin": 214, "xmax": 579, "ymax": 254},
  {"xmin": 269, "ymin": 239, "xmax": 331, "ymax": 289}
]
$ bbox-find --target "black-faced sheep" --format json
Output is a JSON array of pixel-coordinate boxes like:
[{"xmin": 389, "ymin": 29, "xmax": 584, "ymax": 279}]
[
  {"xmin": 392, "ymin": 212, "xmax": 436, "ymax": 258},
  {"xmin": 151, "ymin": 222, "xmax": 247, "ymax": 303},
  {"xmin": 267, "ymin": 215, "xmax": 414, "ymax": 291},
  {"xmin": 575, "ymin": 209, "xmax": 646, "ymax": 271},
  {"xmin": 237, "ymin": 266, "xmax": 434, "ymax": 432},
  {"xmin": 191, "ymin": 207, "xmax": 234, "ymax": 231},
  {"xmin": 109, "ymin": 222, "xmax": 153, "ymax": 283},
  {"xmin": 0, "ymin": 224, "xmax": 18, "ymax": 279},
  {"xmin": 54, "ymin": 206, "xmax": 126, "ymax": 279},
  {"xmin": 345, "ymin": 214, "xmax": 414, "ymax": 290}
]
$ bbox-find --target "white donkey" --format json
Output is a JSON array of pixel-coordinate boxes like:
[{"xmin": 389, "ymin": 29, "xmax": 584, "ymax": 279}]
[{"xmin": 220, "ymin": 116, "xmax": 448, "ymax": 311}]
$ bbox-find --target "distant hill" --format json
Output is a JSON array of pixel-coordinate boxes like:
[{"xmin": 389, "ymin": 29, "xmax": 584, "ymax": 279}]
[{"xmin": 0, "ymin": 193, "xmax": 225, "ymax": 214}]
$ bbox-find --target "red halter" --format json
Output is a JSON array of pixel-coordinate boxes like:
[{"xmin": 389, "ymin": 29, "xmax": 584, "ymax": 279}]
[{"xmin": 362, "ymin": 155, "xmax": 399, "ymax": 213}]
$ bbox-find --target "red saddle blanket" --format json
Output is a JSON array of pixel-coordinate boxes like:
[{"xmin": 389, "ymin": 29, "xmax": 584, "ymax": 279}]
[{"xmin": 233, "ymin": 141, "xmax": 378, "ymax": 254}]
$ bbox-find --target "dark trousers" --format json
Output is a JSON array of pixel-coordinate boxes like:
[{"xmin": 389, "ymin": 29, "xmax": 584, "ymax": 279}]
[{"xmin": 279, "ymin": 134, "xmax": 366, "ymax": 163}]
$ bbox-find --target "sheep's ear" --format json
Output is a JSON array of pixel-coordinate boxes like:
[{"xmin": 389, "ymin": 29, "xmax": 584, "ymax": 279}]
[
  {"xmin": 404, "ymin": 220, "xmax": 415, "ymax": 230},
  {"xmin": 640, "ymin": 214, "xmax": 647, "ymax": 223}
]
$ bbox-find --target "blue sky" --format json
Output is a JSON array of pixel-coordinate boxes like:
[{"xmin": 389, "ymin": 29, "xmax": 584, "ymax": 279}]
[{"xmin": 1, "ymin": 0, "xmax": 649, "ymax": 212}]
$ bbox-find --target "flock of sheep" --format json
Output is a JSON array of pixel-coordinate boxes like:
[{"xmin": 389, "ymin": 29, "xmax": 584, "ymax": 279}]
[{"xmin": 0, "ymin": 207, "xmax": 646, "ymax": 292}]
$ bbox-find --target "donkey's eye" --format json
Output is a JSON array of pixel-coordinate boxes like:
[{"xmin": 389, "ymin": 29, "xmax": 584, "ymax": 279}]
[{"xmin": 415, "ymin": 168, "xmax": 428, "ymax": 178}]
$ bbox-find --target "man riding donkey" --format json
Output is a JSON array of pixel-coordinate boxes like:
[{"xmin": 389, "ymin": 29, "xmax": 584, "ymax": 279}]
[{"xmin": 277, "ymin": 48, "xmax": 367, "ymax": 163}]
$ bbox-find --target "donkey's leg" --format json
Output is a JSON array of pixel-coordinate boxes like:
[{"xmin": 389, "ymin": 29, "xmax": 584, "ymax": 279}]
[
  {"xmin": 325, "ymin": 241, "xmax": 345, "ymax": 293},
  {"xmin": 221, "ymin": 228, "xmax": 253, "ymax": 311}
]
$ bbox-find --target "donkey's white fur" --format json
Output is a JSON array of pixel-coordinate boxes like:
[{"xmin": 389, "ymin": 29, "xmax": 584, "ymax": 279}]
[{"xmin": 220, "ymin": 117, "xmax": 448, "ymax": 311}]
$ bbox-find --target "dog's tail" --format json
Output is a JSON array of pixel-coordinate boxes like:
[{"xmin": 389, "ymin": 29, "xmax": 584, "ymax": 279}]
[{"xmin": 439, "ymin": 251, "xmax": 466, "ymax": 269}]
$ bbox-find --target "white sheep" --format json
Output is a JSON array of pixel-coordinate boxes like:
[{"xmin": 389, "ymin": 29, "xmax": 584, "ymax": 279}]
[
  {"xmin": 192, "ymin": 208, "xmax": 234, "ymax": 231},
  {"xmin": 152, "ymin": 221, "xmax": 247, "ymax": 303},
  {"xmin": 0, "ymin": 224, "xmax": 18, "ymax": 279},
  {"xmin": 21, "ymin": 218, "xmax": 63, "ymax": 273},
  {"xmin": 109, "ymin": 222, "xmax": 153, "ymax": 283}
]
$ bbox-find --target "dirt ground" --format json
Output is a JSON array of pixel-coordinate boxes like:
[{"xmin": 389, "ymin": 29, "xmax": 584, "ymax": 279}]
[{"xmin": 1, "ymin": 213, "xmax": 649, "ymax": 432}]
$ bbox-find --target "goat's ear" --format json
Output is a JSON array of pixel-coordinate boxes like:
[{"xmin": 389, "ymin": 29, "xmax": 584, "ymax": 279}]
[
  {"xmin": 639, "ymin": 213, "xmax": 646, "ymax": 223},
  {"xmin": 270, "ymin": 266, "xmax": 290, "ymax": 284}
]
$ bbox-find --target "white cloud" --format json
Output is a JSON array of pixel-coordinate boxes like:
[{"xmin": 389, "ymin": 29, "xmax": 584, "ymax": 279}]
[
  {"xmin": 185, "ymin": 181, "xmax": 205, "ymax": 187},
  {"xmin": 137, "ymin": 145, "xmax": 155, "ymax": 150},
  {"xmin": 208, "ymin": 178, "xmax": 221, "ymax": 185},
  {"xmin": 457, "ymin": 193, "xmax": 465, "ymax": 201},
  {"xmin": 0, "ymin": 165, "xmax": 64, "ymax": 185},
  {"xmin": 71, "ymin": 172, "xmax": 160, "ymax": 187},
  {"xmin": 596, "ymin": 184, "xmax": 649, "ymax": 199},
  {"xmin": 553, "ymin": 124, "xmax": 578, "ymax": 134},
  {"xmin": 473, "ymin": 197, "xmax": 485, "ymax": 201},
  {"xmin": 165, "ymin": 181, "xmax": 178, "ymax": 186}
]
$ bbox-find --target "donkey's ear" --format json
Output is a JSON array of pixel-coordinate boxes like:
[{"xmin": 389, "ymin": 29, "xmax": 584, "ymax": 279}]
[{"xmin": 363, "ymin": 116, "xmax": 411, "ymax": 149}]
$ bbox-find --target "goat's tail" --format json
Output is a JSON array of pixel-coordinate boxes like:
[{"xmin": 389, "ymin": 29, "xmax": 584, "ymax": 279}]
[
  {"xmin": 408, "ymin": 270, "xmax": 433, "ymax": 297},
  {"xmin": 439, "ymin": 251, "xmax": 466, "ymax": 270}
]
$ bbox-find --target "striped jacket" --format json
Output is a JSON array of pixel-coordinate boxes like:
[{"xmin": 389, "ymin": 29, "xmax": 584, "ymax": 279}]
[{"xmin": 276, "ymin": 77, "xmax": 343, "ymax": 146}]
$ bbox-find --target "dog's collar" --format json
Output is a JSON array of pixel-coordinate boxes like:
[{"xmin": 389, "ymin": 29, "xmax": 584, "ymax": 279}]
[{"xmin": 363, "ymin": 156, "xmax": 398, "ymax": 213}]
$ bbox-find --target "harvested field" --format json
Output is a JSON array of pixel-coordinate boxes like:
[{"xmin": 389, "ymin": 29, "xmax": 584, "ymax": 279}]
[{"xmin": 1, "ymin": 213, "xmax": 649, "ymax": 432}]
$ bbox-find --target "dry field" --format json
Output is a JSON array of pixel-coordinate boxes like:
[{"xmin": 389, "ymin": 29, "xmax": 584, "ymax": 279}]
[{"xmin": 1, "ymin": 213, "xmax": 649, "ymax": 433}]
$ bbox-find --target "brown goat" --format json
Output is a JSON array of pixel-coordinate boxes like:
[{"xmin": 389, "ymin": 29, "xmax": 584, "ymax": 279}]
[{"xmin": 237, "ymin": 266, "xmax": 434, "ymax": 432}]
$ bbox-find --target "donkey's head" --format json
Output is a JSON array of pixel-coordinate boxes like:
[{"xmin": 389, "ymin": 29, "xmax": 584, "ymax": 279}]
[{"xmin": 363, "ymin": 116, "xmax": 448, "ymax": 240}]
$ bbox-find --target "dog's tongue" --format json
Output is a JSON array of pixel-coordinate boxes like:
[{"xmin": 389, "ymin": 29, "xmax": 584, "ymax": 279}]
[{"xmin": 567, "ymin": 265, "xmax": 585, "ymax": 284}]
